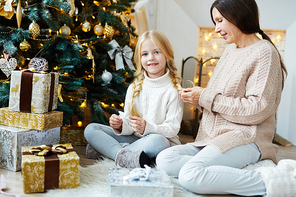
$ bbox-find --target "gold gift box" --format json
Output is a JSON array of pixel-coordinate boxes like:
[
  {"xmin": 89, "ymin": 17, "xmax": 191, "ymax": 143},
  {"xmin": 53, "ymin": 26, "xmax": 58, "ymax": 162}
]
[
  {"xmin": 22, "ymin": 143, "xmax": 80, "ymax": 193},
  {"xmin": 9, "ymin": 70, "xmax": 59, "ymax": 113},
  {"xmin": 0, "ymin": 107, "xmax": 63, "ymax": 131}
]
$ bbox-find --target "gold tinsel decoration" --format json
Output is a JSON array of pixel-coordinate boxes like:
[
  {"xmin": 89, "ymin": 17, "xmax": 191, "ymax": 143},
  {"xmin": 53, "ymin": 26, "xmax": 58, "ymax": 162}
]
[
  {"xmin": 0, "ymin": 0, "xmax": 14, "ymax": 19},
  {"xmin": 120, "ymin": 12, "xmax": 127, "ymax": 26},
  {"xmin": 19, "ymin": 39, "xmax": 30, "ymax": 51},
  {"xmin": 67, "ymin": 0, "xmax": 75, "ymax": 17},
  {"xmin": 87, "ymin": 47, "xmax": 95, "ymax": 83},
  {"xmin": 29, "ymin": 20, "xmax": 40, "ymax": 39},
  {"xmin": 104, "ymin": 23, "xmax": 114, "ymax": 39}
]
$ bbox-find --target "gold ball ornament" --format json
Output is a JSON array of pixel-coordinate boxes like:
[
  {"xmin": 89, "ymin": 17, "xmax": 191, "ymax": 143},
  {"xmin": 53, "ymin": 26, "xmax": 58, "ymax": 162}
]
[
  {"xmin": 59, "ymin": 24, "xmax": 71, "ymax": 36},
  {"xmin": 29, "ymin": 20, "xmax": 40, "ymax": 39},
  {"xmin": 19, "ymin": 39, "xmax": 31, "ymax": 51},
  {"xmin": 94, "ymin": 23, "xmax": 103, "ymax": 36},
  {"xmin": 82, "ymin": 21, "xmax": 91, "ymax": 32}
]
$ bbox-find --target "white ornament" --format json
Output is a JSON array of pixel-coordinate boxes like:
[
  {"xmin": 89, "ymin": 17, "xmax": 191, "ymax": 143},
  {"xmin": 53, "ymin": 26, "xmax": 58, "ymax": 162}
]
[
  {"xmin": 102, "ymin": 69, "xmax": 112, "ymax": 84},
  {"xmin": 28, "ymin": 57, "xmax": 48, "ymax": 71}
]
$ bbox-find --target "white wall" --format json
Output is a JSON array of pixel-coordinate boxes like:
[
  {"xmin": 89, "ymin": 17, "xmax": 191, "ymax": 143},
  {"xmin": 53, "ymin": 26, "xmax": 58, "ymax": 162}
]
[
  {"xmin": 276, "ymin": 21, "xmax": 296, "ymax": 145},
  {"xmin": 174, "ymin": 0, "xmax": 296, "ymax": 30},
  {"xmin": 156, "ymin": 0, "xmax": 198, "ymax": 73}
]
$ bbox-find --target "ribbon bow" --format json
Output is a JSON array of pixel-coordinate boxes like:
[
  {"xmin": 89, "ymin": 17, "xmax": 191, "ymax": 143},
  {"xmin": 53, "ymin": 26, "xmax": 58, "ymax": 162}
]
[
  {"xmin": 123, "ymin": 165, "xmax": 151, "ymax": 182},
  {"xmin": 29, "ymin": 145, "xmax": 68, "ymax": 156},
  {"xmin": 107, "ymin": 40, "xmax": 135, "ymax": 71}
]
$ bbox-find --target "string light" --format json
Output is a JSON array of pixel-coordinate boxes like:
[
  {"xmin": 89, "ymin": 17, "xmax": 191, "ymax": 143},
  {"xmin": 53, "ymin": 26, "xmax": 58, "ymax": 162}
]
[
  {"xmin": 119, "ymin": 103, "xmax": 124, "ymax": 108},
  {"xmin": 101, "ymin": 102, "xmax": 109, "ymax": 108},
  {"xmin": 208, "ymin": 70, "xmax": 213, "ymax": 77},
  {"xmin": 194, "ymin": 77, "xmax": 199, "ymax": 84},
  {"xmin": 77, "ymin": 121, "xmax": 83, "ymax": 127},
  {"xmin": 276, "ymin": 34, "xmax": 282, "ymax": 42},
  {"xmin": 201, "ymin": 48, "xmax": 206, "ymax": 55},
  {"xmin": 93, "ymin": 0, "xmax": 100, "ymax": 6},
  {"xmin": 212, "ymin": 43, "xmax": 218, "ymax": 51},
  {"xmin": 80, "ymin": 93, "xmax": 87, "ymax": 108}
]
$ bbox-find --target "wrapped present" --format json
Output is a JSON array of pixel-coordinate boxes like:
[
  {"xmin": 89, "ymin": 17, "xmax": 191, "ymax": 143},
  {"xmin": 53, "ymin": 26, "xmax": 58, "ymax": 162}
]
[
  {"xmin": 9, "ymin": 70, "xmax": 59, "ymax": 113},
  {"xmin": 0, "ymin": 107, "xmax": 63, "ymax": 131},
  {"xmin": 109, "ymin": 167, "xmax": 174, "ymax": 197},
  {"xmin": 60, "ymin": 126, "xmax": 87, "ymax": 145},
  {"xmin": 0, "ymin": 125, "xmax": 60, "ymax": 171},
  {"xmin": 22, "ymin": 143, "xmax": 80, "ymax": 193}
]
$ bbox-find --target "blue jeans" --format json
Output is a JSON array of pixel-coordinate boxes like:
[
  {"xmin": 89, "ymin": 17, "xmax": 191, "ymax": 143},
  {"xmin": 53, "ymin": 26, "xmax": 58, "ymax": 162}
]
[
  {"xmin": 156, "ymin": 143, "xmax": 266, "ymax": 196},
  {"xmin": 84, "ymin": 123, "xmax": 170, "ymax": 160}
]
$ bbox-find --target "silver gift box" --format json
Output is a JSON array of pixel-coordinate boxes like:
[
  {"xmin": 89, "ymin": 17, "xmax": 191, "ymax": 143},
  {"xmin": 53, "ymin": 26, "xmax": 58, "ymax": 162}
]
[
  {"xmin": 0, "ymin": 124, "xmax": 60, "ymax": 171},
  {"xmin": 109, "ymin": 168, "xmax": 174, "ymax": 197}
]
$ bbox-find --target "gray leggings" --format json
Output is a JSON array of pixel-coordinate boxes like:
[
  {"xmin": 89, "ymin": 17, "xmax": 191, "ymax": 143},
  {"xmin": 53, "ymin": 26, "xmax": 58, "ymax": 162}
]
[
  {"xmin": 84, "ymin": 123, "xmax": 170, "ymax": 160},
  {"xmin": 156, "ymin": 143, "xmax": 266, "ymax": 196}
]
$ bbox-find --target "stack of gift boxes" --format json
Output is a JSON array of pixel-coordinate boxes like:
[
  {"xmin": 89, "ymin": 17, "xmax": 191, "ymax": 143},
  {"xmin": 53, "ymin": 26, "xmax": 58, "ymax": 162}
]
[{"xmin": 0, "ymin": 69, "xmax": 80, "ymax": 193}]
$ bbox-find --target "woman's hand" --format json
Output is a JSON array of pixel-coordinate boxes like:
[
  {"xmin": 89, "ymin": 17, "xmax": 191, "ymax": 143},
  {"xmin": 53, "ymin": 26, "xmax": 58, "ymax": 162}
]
[
  {"xmin": 129, "ymin": 116, "xmax": 146, "ymax": 135},
  {"xmin": 109, "ymin": 114, "xmax": 122, "ymax": 130},
  {"xmin": 179, "ymin": 87, "xmax": 204, "ymax": 108}
]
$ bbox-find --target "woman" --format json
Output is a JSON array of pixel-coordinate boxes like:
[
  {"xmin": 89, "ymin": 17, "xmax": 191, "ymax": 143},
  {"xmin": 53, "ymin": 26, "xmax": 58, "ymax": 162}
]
[{"xmin": 156, "ymin": 0, "xmax": 293, "ymax": 196}]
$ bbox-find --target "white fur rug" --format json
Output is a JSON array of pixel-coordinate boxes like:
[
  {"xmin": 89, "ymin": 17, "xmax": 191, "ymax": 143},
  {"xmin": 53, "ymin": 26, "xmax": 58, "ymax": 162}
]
[{"xmin": 44, "ymin": 158, "xmax": 275, "ymax": 197}]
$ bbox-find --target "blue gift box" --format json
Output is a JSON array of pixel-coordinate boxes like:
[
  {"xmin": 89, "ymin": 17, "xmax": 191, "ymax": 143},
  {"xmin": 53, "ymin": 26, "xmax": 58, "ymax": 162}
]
[{"xmin": 109, "ymin": 167, "xmax": 174, "ymax": 197}]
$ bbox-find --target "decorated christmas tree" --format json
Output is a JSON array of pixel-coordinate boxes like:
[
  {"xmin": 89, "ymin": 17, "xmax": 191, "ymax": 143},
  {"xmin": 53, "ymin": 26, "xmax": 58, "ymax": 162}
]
[{"xmin": 0, "ymin": 0, "xmax": 137, "ymax": 127}]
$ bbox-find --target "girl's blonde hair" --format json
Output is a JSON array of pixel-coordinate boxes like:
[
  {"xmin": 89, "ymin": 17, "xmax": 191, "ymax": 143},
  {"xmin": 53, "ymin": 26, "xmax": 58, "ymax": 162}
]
[{"xmin": 129, "ymin": 30, "xmax": 182, "ymax": 117}]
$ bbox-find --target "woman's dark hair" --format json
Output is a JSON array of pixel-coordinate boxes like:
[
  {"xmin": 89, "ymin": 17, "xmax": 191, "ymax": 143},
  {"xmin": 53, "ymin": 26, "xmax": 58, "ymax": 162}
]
[{"xmin": 210, "ymin": 0, "xmax": 287, "ymax": 89}]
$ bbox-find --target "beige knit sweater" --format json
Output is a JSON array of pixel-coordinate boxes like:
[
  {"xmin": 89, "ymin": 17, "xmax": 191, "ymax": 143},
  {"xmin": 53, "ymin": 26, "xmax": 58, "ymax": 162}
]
[{"xmin": 192, "ymin": 39, "xmax": 282, "ymax": 164}]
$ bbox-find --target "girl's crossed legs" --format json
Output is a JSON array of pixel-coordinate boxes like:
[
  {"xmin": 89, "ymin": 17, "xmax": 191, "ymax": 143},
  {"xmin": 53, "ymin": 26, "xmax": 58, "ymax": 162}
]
[{"xmin": 84, "ymin": 123, "xmax": 170, "ymax": 160}]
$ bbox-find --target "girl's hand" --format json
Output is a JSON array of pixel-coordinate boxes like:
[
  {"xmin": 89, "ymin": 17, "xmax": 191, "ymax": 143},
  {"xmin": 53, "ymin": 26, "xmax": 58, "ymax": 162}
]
[
  {"xmin": 109, "ymin": 114, "xmax": 122, "ymax": 130},
  {"xmin": 179, "ymin": 87, "xmax": 204, "ymax": 107},
  {"xmin": 129, "ymin": 116, "xmax": 146, "ymax": 135}
]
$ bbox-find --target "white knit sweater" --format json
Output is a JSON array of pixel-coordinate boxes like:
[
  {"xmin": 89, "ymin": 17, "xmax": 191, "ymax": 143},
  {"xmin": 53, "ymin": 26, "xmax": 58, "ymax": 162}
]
[
  {"xmin": 192, "ymin": 39, "xmax": 282, "ymax": 164},
  {"xmin": 118, "ymin": 70, "xmax": 184, "ymax": 146}
]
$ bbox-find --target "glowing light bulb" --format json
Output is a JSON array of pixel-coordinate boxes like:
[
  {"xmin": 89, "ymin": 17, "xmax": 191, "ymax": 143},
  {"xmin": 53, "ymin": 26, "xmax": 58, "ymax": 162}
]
[
  {"xmin": 212, "ymin": 43, "xmax": 218, "ymax": 51},
  {"xmin": 208, "ymin": 70, "xmax": 213, "ymax": 77},
  {"xmin": 77, "ymin": 121, "xmax": 82, "ymax": 127}
]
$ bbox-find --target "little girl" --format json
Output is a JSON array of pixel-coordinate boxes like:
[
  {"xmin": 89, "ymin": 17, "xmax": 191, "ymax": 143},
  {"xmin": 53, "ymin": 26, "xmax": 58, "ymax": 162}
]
[{"xmin": 84, "ymin": 30, "xmax": 184, "ymax": 168}]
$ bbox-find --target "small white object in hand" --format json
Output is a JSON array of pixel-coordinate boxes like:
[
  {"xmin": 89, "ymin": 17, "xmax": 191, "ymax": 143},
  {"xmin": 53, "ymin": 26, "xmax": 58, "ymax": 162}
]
[{"xmin": 119, "ymin": 111, "xmax": 131, "ymax": 127}]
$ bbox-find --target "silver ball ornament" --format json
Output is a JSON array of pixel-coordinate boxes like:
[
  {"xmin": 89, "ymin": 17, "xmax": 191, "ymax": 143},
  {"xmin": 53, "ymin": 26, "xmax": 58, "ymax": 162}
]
[
  {"xmin": 59, "ymin": 24, "xmax": 71, "ymax": 36},
  {"xmin": 102, "ymin": 70, "xmax": 112, "ymax": 84},
  {"xmin": 82, "ymin": 21, "xmax": 91, "ymax": 32}
]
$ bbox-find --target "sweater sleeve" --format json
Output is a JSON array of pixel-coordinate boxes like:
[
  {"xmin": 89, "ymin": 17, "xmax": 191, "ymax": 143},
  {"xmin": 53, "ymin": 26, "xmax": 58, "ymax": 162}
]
[
  {"xmin": 143, "ymin": 90, "xmax": 184, "ymax": 138},
  {"xmin": 199, "ymin": 43, "xmax": 282, "ymax": 125}
]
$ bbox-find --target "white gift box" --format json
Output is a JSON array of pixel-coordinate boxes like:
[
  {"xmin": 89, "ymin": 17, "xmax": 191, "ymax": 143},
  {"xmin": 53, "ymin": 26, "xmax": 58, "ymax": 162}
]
[
  {"xmin": 0, "ymin": 124, "xmax": 60, "ymax": 171},
  {"xmin": 109, "ymin": 168, "xmax": 174, "ymax": 197},
  {"xmin": 9, "ymin": 70, "xmax": 59, "ymax": 113}
]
